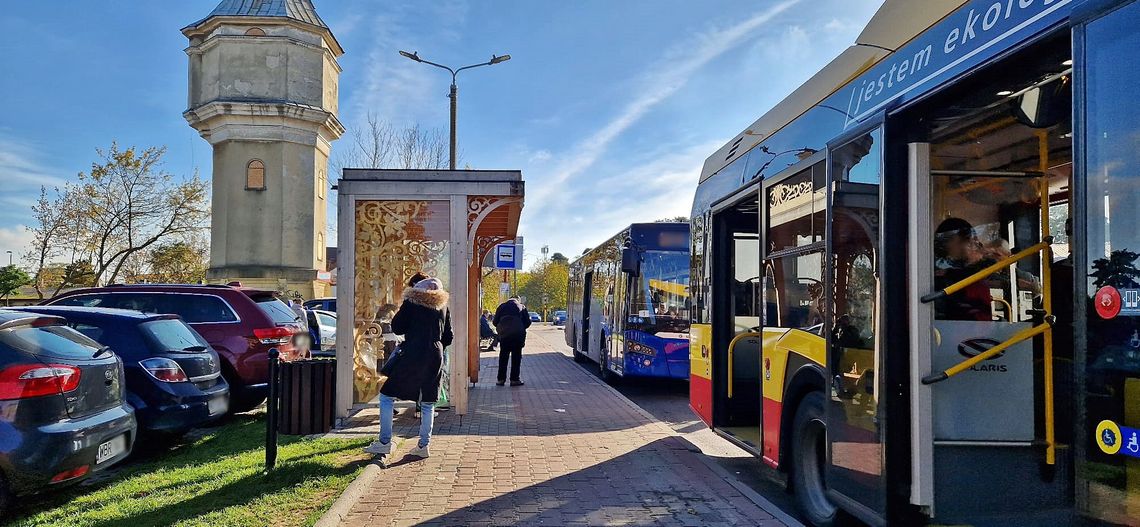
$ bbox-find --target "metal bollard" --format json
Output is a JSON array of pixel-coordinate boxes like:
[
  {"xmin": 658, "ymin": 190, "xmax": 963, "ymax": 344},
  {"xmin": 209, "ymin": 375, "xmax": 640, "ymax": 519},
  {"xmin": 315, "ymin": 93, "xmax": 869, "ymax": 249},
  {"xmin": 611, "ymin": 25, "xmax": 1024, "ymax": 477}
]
[{"xmin": 266, "ymin": 348, "xmax": 280, "ymax": 471}]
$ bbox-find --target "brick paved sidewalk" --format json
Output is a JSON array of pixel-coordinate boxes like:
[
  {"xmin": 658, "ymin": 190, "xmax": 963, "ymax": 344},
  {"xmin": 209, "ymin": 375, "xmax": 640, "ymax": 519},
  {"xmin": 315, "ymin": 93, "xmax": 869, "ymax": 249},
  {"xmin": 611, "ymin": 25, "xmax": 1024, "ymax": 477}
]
[{"xmin": 330, "ymin": 331, "xmax": 785, "ymax": 526}]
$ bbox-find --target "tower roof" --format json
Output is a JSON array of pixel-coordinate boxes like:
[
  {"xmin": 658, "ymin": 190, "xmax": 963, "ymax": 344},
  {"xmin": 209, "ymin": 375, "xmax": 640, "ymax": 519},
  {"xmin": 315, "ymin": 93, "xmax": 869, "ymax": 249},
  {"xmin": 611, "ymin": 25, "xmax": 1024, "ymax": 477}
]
[
  {"xmin": 183, "ymin": 0, "xmax": 342, "ymax": 56},
  {"xmin": 203, "ymin": 0, "xmax": 327, "ymax": 28}
]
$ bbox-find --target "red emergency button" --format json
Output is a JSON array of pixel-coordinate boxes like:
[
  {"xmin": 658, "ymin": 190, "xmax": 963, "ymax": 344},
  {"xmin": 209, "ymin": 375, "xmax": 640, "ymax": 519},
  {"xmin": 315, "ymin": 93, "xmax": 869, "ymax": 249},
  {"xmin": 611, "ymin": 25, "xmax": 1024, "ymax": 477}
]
[{"xmin": 1095, "ymin": 286, "xmax": 1122, "ymax": 320}]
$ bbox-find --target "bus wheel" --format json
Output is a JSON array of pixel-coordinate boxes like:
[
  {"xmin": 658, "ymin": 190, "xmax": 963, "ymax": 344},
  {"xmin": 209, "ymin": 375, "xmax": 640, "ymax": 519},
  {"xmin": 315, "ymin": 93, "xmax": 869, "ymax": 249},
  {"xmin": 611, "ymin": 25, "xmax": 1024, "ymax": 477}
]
[
  {"xmin": 791, "ymin": 391, "xmax": 839, "ymax": 526},
  {"xmin": 573, "ymin": 348, "xmax": 587, "ymax": 363},
  {"xmin": 598, "ymin": 343, "xmax": 617, "ymax": 384}
]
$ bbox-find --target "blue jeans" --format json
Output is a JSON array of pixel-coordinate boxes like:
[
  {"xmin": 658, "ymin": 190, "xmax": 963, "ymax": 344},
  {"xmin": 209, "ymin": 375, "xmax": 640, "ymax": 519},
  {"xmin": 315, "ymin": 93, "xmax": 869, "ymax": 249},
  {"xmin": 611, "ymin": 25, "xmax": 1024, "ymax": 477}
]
[{"xmin": 379, "ymin": 393, "xmax": 435, "ymax": 448}]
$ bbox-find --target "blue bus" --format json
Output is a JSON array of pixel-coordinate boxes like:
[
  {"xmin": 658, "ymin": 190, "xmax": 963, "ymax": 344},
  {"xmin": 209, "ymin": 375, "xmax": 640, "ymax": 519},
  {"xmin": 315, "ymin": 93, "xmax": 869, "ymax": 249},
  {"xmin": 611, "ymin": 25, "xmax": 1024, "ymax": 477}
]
[{"xmin": 566, "ymin": 223, "xmax": 690, "ymax": 381}]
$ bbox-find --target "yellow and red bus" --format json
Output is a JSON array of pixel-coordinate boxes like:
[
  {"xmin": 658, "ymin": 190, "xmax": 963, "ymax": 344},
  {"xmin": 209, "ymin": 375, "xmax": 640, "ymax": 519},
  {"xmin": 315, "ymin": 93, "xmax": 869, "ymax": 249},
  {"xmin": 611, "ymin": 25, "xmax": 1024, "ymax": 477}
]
[{"xmin": 689, "ymin": 0, "xmax": 1140, "ymax": 525}]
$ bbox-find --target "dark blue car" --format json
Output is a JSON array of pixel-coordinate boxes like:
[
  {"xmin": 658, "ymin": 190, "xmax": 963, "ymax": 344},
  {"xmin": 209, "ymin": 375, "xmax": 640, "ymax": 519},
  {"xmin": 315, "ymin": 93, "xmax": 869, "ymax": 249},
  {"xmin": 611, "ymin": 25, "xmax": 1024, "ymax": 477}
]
[
  {"xmin": 14, "ymin": 307, "xmax": 229, "ymax": 436},
  {"xmin": 0, "ymin": 310, "xmax": 136, "ymax": 515}
]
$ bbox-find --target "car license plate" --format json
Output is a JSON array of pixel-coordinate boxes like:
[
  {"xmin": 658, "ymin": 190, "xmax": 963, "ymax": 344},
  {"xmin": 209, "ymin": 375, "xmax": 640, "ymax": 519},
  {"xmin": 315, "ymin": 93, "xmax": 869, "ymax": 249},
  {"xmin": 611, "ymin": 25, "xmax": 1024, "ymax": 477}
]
[
  {"xmin": 208, "ymin": 396, "xmax": 228, "ymax": 416},
  {"xmin": 95, "ymin": 434, "xmax": 127, "ymax": 465}
]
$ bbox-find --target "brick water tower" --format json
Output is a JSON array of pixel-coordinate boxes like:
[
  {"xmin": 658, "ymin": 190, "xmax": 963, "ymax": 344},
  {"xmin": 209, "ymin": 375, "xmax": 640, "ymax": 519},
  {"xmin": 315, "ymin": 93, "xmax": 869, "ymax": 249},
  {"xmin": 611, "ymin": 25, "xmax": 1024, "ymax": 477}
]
[{"xmin": 182, "ymin": 0, "xmax": 343, "ymax": 299}]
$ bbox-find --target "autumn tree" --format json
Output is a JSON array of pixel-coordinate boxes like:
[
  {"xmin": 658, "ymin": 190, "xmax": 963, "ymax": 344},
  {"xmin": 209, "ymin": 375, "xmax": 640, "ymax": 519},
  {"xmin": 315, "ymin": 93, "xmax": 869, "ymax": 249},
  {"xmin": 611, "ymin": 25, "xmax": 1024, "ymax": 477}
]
[
  {"xmin": 73, "ymin": 143, "xmax": 209, "ymax": 285},
  {"xmin": 519, "ymin": 258, "xmax": 569, "ymax": 318},
  {"xmin": 23, "ymin": 143, "xmax": 209, "ymax": 288},
  {"xmin": 23, "ymin": 186, "xmax": 79, "ymax": 299}
]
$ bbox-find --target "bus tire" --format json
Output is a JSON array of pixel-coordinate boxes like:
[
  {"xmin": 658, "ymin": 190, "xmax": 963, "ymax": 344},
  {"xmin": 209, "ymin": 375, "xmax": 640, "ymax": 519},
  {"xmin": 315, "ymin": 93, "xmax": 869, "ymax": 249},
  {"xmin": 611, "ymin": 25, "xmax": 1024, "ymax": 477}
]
[
  {"xmin": 598, "ymin": 340, "xmax": 617, "ymax": 384},
  {"xmin": 791, "ymin": 391, "xmax": 839, "ymax": 527},
  {"xmin": 573, "ymin": 347, "xmax": 588, "ymax": 363}
]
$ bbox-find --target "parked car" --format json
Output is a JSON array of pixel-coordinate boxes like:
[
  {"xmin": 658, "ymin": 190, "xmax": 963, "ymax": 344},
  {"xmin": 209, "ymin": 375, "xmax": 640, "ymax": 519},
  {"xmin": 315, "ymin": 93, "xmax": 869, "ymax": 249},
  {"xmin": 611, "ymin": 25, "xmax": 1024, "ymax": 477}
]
[
  {"xmin": 529, "ymin": 312, "xmax": 542, "ymax": 323},
  {"xmin": 303, "ymin": 297, "xmax": 336, "ymax": 313},
  {"xmin": 306, "ymin": 309, "xmax": 337, "ymax": 357},
  {"xmin": 0, "ymin": 310, "xmax": 135, "ymax": 515},
  {"xmin": 46, "ymin": 284, "xmax": 307, "ymax": 413},
  {"xmin": 552, "ymin": 310, "xmax": 567, "ymax": 327},
  {"xmin": 12, "ymin": 306, "xmax": 229, "ymax": 436}
]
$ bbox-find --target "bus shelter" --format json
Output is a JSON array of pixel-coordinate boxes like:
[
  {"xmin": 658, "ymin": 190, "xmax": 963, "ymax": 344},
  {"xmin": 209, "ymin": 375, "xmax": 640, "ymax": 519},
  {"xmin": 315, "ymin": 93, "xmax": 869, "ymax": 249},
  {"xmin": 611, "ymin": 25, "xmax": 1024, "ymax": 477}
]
[{"xmin": 333, "ymin": 169, "xmax": 523, "ymax": 417}]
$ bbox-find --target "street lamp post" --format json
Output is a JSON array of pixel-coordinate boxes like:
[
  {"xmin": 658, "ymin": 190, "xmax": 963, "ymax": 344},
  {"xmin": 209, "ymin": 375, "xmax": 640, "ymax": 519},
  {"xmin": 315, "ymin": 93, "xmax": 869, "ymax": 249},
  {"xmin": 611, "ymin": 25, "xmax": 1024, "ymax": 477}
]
[{"xmin": 398, "ymin": 51, "xmax": 511, "ymax": 170}]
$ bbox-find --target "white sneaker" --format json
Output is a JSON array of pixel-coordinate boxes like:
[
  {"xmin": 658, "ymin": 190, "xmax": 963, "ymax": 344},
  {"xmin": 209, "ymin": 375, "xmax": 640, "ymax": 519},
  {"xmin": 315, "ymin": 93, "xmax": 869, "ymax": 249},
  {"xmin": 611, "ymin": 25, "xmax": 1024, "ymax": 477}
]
[
  {"xmin": 408, "ymin": 444, "xmax": 430, "ymax": 458},
  {"xmin": 364, "ymin": 440, "xmax": 392, "ymax": 455}
]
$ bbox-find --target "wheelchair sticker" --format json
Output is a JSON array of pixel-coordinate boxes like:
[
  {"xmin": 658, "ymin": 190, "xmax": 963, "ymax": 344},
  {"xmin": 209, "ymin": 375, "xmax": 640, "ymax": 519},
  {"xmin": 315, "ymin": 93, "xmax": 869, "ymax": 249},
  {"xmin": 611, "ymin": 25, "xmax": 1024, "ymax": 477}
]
[{"xmin": 1096, "ymin": 420, "xmax": 1140, "ymax": 458}]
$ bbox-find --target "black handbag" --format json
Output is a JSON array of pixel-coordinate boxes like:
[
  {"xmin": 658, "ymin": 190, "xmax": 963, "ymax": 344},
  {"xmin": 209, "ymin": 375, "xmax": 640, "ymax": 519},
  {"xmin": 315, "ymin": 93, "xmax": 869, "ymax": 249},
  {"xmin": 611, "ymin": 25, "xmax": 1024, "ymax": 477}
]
[{"xmin": 380, "ymin": 346, "xmax": 403, "ymax": 376}]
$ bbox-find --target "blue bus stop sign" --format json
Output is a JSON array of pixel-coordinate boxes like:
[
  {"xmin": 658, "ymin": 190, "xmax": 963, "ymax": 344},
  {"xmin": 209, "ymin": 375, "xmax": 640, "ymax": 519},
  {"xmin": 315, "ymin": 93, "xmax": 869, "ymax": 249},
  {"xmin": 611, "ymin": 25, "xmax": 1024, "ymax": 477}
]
[{"xmin": 495, "ymin": 244, "xmax": 517, "ymax": 269}]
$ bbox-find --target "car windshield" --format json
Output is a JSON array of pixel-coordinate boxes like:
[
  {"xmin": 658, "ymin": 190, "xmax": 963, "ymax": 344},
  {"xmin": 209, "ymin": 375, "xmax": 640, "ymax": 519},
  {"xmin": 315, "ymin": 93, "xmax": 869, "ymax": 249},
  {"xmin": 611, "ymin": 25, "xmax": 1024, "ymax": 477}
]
[
  {"xmin": 140, "ymin": 319, "xmax": 208, "ymax": 351},
  {"xmin": 253, "ymin": 295, "xmax": 301, "ymax": 325}
]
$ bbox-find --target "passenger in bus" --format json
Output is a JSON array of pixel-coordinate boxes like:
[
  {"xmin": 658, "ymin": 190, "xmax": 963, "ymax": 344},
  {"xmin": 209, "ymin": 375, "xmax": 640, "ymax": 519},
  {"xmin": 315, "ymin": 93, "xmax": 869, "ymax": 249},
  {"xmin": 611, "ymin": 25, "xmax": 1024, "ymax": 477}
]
[{"xmin": 934, "ymin": 217, "xmax": 994, "ymax": 321}]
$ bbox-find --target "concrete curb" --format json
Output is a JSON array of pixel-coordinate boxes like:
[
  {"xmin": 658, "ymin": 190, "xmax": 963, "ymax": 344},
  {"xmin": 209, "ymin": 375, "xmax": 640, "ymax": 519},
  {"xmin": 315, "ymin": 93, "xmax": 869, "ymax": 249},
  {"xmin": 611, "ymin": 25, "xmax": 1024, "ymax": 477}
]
[
  {"xmin": 314, "ymin": 460, "xmax": 384, "ymax": 527},
  {"xmin": 553, "ymin": 334, "xmax": 804, "ymax": 527}
]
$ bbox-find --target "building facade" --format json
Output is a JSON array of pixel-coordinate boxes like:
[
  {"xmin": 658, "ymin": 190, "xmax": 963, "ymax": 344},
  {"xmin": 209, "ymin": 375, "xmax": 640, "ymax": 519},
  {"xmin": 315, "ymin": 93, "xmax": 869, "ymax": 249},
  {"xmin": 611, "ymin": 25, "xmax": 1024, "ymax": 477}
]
[{"xmin": 182, "ymin": 0, "xmax": 343, "ymax": 299}]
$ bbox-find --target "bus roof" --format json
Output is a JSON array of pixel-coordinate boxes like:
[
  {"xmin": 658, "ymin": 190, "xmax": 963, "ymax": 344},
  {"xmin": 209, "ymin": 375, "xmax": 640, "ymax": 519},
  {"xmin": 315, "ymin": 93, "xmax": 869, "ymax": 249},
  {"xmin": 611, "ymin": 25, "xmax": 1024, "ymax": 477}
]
[{"xmin": 699, "ymin": 0, "xmax": 968, "ymax": 183}]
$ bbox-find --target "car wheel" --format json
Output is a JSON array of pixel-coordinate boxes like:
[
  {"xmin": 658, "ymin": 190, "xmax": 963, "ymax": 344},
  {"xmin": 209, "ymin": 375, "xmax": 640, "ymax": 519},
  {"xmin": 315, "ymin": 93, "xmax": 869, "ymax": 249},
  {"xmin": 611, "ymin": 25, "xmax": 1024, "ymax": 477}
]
[
  {"xmin": 221, "ymin": 367, "xmax": 267, "ymax": 414},
  {"xmin": 791, "ymin": 391, "xmax": 839, "ymax": 527}
]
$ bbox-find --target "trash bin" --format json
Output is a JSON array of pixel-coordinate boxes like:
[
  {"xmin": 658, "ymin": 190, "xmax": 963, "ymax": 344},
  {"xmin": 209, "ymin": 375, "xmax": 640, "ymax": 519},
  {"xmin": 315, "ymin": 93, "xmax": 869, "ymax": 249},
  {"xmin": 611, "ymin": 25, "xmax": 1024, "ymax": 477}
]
[{"xmin": 277, "ymin": 358, "xmax": 337, "ymax": 435}]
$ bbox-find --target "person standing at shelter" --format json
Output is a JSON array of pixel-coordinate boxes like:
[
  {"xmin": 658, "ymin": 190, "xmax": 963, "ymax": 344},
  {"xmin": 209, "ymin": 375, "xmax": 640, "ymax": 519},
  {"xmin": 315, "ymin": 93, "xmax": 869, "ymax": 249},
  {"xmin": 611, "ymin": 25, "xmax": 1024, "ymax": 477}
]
[
  {"xmin": 493, "ymin": 296, "xmax": 532, "ymax": 386},
  {"xmin": 365, "ymin": 276, "xmax": 452, "ymax": 458}
]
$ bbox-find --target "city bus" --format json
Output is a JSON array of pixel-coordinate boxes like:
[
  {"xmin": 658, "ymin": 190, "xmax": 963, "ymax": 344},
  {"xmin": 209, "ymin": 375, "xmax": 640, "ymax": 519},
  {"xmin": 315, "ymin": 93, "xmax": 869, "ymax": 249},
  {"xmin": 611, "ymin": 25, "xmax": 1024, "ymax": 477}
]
[
  {"xmin": 688, "ymin": 0, "xmax": 1140, "ymax": 525},
  {"xmin": 566, "ymin": 222, "xmax": 691, "ymax": 381}
]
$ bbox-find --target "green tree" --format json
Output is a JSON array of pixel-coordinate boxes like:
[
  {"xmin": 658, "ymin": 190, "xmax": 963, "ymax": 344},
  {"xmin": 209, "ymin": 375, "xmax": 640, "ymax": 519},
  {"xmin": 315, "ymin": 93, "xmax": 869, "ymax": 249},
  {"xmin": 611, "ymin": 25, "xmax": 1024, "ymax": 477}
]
[
  {"xmin": 0, "ymin": 265, "xmax": 32, "ymax": 304},
  {"xmin": 518, "ymin": 259, "xmax": 569, "ymax": 318},
  {"xmin": 148, "ymin": 241, "xmax": 208, "ymax": 283}
]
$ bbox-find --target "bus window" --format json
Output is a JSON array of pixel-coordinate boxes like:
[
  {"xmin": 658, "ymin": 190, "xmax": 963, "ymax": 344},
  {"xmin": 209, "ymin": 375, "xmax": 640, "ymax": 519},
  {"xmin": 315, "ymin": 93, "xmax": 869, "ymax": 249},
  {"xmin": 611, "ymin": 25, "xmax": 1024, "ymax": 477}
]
[{"xmin": 767, "ymin": 252, "xmax": 824, "ymax": 332}]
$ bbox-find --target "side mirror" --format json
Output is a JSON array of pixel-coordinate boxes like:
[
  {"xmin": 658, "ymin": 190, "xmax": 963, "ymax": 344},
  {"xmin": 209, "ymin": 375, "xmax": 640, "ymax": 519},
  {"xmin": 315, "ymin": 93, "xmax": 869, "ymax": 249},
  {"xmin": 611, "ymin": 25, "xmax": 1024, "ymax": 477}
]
[
  {"xmin": 621, "ymin": 247, "xmax": 640, "ymax": 276},
  {"xmin": 1012, "ymin": 79, "xmax": 1070, "ymax": 129}
]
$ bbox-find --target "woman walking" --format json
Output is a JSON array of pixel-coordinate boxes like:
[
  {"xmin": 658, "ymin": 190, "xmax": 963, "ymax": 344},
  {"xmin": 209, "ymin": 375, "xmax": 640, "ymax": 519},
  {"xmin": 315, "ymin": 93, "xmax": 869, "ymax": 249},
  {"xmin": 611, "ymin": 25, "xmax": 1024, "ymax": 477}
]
[{"xmin": 365, "ymin": 276, "xmax": 453, "ymax": 458}]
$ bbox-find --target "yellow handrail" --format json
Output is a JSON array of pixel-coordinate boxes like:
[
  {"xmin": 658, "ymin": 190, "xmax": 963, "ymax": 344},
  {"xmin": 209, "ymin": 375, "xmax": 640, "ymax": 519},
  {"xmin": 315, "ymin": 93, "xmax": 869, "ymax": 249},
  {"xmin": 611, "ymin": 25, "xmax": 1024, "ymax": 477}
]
[
  {"xmin": 920, "ymin": 238, "xmax": 1053, "ymax": 303},
  {"xmin": 1037, "ymin": 129, "xmax": 1056, "ymax": 466},
  {"xmin": 922, "ymin": 318, "xmax": 1054, "ymax": 385},
  {"xmin": 727, "ymin": 332, "xmax": 762, "ymax": 399}
]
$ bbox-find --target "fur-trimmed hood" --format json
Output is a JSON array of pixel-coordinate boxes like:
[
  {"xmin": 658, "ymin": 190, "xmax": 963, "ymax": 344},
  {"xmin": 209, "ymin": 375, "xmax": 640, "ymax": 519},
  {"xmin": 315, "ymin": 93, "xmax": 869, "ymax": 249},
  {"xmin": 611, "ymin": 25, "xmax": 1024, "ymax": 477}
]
[{"xmin": 403, "ymin": 287, "xmax": 449, "ymax": 310}]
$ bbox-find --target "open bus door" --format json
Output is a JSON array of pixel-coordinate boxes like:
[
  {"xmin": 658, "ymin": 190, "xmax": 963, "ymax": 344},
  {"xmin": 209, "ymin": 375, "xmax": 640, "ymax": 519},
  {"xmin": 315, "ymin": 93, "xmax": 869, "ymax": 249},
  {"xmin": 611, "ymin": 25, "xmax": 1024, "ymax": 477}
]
[{"xmin": 902, "ymin": 33, "xmax": 1075, "ymax": 525}]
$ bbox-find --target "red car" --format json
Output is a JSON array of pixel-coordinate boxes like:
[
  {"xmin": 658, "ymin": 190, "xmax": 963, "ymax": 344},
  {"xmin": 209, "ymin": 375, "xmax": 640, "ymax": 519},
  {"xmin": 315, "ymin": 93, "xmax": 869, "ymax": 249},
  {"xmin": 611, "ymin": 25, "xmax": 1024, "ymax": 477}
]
[{"xmin": 46, "ymin": 284, "xmax": 308, "ymax": 412}]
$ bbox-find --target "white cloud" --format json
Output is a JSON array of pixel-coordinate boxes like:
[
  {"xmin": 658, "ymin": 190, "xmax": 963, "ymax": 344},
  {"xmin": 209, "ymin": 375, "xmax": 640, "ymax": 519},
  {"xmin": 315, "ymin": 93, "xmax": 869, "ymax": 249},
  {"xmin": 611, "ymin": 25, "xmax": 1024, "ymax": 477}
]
[
  {"xmin": 527, "ymin": 149, "xmax": 551, "ymax": 164},
  {"xmin": 0, "ymin": 136, "xmax": 67, "ymax": 188},
  {"xmin": 520, "ymin": 139, "xmax": 723, "ymax": 256},
  {"xmin": 347, "ymin": 0, "xmax": 469, "ymax": 130},
  {"xmin": 526, "ymin": 0, "xmax": 802, "ymax": 213},
  {"xmin": 0, "ymin": 226, "xmax": 33, "ymax": 265}
]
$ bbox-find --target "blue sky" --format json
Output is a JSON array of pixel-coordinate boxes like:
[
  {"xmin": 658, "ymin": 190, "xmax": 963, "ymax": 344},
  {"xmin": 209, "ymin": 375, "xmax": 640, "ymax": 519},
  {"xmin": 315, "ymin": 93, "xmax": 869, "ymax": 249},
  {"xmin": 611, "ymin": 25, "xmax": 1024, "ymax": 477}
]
[{"xmin": 0, "ymin": 0, "xmax": 882, "ymax": 269}]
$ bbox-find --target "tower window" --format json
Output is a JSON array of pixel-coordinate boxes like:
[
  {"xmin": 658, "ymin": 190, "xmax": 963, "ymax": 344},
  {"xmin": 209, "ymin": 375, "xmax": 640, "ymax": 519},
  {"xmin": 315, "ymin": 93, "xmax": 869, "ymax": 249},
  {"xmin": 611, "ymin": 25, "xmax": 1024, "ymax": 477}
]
[
  {"xmin": 246, "ymin": 159, "xmax": 266, "ymax": 190},
  {"xmin": 245, "ymin": 27, "xmax": 266, "ymax": 37}
]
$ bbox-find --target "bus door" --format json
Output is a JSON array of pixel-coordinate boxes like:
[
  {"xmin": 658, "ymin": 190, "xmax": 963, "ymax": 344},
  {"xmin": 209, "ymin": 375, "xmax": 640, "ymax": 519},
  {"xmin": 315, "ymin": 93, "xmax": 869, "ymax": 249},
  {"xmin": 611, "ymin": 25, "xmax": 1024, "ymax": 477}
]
[
  {"xmin": 581, "ymin": 271, "xmax": 593, "ymax": 358},
  {"xmin": 710, "ymin": 189, "xmax": 763, "ymax": 448},
  {"xmin": 825, "ymin": 127, "xmax": 887, "ymax": 520},
  {"xmin": 905, "ymin": 32, "xmax": 1074, "ymax": 525}
]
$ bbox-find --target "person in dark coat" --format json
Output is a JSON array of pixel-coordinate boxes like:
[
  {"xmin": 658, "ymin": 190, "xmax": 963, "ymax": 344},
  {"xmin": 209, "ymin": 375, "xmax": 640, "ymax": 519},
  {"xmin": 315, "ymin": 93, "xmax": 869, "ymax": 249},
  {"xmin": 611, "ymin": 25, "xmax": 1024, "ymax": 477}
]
[
  {"xmin": 493, "ymin": 296, "xmax": 532, "ymax": 386},
  {"xmin": 365, "ymin": 277, "xmax": 452, "ymax": 458}
]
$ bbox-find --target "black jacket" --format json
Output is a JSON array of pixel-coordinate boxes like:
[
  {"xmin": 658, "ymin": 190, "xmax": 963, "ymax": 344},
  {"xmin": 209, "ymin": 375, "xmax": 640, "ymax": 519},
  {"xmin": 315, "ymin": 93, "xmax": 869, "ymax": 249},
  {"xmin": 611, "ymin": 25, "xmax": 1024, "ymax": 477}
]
[
  {"xmin": 493, "ymin": 299, "xmax": 532, "ymax": 345},
  {"xmin": 380, "ymin": 287, "xmax": 453, "ymax": 403}
]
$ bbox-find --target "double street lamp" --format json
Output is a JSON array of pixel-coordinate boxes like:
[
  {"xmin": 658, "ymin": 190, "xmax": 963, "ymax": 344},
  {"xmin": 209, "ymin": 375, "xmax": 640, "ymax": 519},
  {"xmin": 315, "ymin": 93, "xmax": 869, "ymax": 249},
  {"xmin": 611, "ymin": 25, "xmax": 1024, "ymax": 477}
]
[{"xmin": 398, "ymin": 50, "xmax": 511, "ymax": 170}]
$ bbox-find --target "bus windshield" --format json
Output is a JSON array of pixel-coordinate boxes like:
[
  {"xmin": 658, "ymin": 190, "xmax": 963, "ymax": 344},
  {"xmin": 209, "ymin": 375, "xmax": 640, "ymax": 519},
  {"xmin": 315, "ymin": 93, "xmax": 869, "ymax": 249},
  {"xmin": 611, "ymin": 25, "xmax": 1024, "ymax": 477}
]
[{"xmin": 629, "ymin": 250, "xmax": 690, "ymax": 337}]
